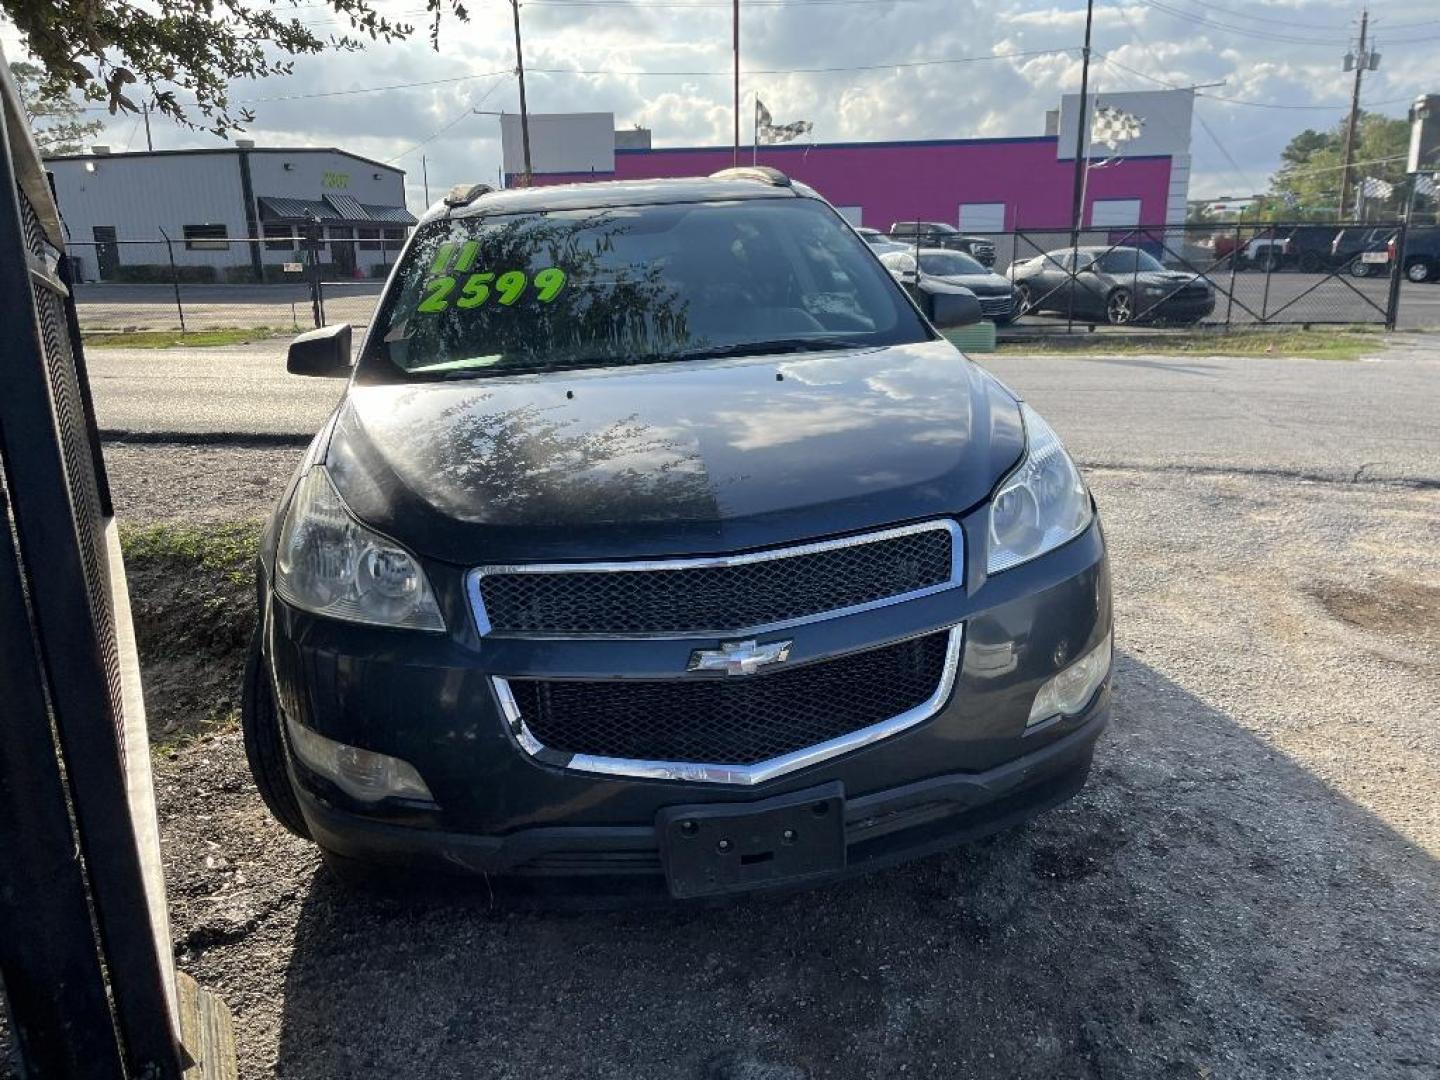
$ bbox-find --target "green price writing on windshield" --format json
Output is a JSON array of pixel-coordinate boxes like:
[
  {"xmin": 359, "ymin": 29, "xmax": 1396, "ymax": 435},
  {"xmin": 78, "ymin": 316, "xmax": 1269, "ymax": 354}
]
[{"xmin": 416, "ymin": 267, "xmax": 568, "ymax": 313}]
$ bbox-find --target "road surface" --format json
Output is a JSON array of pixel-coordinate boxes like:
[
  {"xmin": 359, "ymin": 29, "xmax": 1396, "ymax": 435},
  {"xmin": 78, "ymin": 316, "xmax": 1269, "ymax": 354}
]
[{"xmin": 88, "ymin": 334, "xmax": 1440, "ymax": 488}]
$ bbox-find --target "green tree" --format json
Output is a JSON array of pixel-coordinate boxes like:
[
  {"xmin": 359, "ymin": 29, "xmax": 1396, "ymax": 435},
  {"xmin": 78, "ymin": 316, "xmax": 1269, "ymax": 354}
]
[
  {"xmin": 8, "ymin": 61, "xmax": 105, "ymax": 154},
  {"xmin": 1270, "ymin": 112, "xmax": 1411, "ymax": 219},
  {"xmin": 1, "ymin": 0, "xmax": 468, "ymax": 137}
]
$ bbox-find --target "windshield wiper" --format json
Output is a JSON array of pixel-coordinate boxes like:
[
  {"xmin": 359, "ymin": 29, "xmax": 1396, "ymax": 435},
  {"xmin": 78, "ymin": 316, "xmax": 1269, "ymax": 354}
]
[{"xmin": 675, "ymin": 337, "xmax": 868, "ymax": 362}]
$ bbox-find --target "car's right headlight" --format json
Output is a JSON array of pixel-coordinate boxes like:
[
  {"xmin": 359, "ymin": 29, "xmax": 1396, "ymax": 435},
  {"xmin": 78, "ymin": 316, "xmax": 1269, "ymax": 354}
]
[
  {"xmin": 987, "ymin": 403, "xmax": 1093, "ymax": 573},
  {"xmin": 275, "ymin": 466, "xmax": 445, "ymax": 631}
]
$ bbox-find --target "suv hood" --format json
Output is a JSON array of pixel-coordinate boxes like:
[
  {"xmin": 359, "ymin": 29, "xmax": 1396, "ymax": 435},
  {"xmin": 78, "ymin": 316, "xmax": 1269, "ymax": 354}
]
[{"xmin": 325, "ymin": 340, "xmax": 1024, "ymax": 564}]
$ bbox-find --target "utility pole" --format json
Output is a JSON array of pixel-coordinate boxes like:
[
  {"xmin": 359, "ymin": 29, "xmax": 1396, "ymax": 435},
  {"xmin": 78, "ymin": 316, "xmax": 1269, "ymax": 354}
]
[
  {"xmin": 732, "ymin": 0, "xmax": 740, "ymax": 166},
  {"xmin": 1068, "ymin": 0, "xmax": 1096, "ymax": 243},
  {"xmin": 510, "ymin": 0, "xmax": 533, "ymax": 184},
  {"xmin": 422, "ymin": 155, "xmax": 430, "ymax": 205},
  {"xmin": 1339, "ymin": 9, "xmax": 1378, "ymax": 219},
  {"xmin": 141, "ymin": 102, "xmax": 153, "ymax": 151}
]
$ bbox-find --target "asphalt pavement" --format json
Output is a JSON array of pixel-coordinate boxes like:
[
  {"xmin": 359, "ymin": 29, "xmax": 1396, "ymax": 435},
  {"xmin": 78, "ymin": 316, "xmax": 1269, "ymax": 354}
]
[{"xmin": 88, "ymin": 334, "xmax": 1440, "ymax": 487}]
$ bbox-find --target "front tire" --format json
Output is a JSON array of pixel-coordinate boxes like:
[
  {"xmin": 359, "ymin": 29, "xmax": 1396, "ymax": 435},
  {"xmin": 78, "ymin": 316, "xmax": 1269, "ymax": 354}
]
[
  {"xmin": 241, "ymin": 623, "xmax": 311, "ymax": 839},
  {"xmin": 1105, "ymin": 288, "xmax": 1134, "ymax": 325},
  {"xmin": 1406, "ymin": 258, "xmax": 1434, "ymax": 284},
  {"xmin": 1348, "ymin": 259, "xmax": 1373, "ymax": 278}
]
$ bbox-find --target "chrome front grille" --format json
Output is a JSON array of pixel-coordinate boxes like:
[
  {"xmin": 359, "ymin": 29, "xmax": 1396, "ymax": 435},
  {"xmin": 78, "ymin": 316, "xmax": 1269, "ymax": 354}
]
[
  {"xmin": 494, "ymin": 627, "xmax": 964, "ymax": 785},
  {"xmin": 470, "ymin": 520, "xmax": 962, "ymax": 638}
]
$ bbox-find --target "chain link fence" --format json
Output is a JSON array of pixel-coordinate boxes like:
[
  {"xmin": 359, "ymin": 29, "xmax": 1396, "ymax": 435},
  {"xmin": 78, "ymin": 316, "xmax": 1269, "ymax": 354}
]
[
  {"xmin": 66, "ymin": 235, "xmax": 392, "ymax": 334},
  {"xmin": 64, "ymin": 220, "xmax": 1436, "ymax": 339},
  {"xmin": 957, "ymin": 220, "xmax": 1423, "ymax": 335}
]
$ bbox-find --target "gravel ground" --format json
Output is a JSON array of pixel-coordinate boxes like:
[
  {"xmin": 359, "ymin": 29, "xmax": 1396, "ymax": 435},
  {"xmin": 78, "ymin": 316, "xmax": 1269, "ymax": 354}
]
[
  {"xmin": 109, "ymin": 448, "xmax": 1438, "ymax": 1079},
  {"xmin": 8, "ymin": 343, "xmax": 1437, "ymax": 1077}
]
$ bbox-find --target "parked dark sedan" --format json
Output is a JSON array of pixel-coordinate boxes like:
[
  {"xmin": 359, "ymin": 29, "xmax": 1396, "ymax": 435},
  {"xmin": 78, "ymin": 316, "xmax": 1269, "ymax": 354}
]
[
  {"xmin": 880, "ymin": 247, "xmax": 1016, "ymax": 323},
  {"xmin": 1009, "ymin": 245, "xmax": 1215, "ymax": 325},
  {"xmin": 244, "ymin": 169, "xmax": 1112, "ymax": 901}
]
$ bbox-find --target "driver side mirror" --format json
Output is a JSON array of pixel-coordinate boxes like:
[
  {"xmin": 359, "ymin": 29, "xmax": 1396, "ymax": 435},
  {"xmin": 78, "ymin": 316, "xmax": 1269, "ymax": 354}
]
[
  {"xmin": 926, "ymin": 287, "xmax": 983, "ymax": 329},
  {"xmin": 287, "ymin": 323, "xmax": 353, "ymax": 378}
]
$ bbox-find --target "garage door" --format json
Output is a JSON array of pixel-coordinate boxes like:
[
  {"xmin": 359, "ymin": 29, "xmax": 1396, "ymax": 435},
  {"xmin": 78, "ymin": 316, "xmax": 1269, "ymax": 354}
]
[
  {"xmin": 1089, "ymin": 198, "xmax": 1142, "ymax": 228},
  {"xmin": 958, "ymin": 202, "xmax": 1006, "ymax": 232}
]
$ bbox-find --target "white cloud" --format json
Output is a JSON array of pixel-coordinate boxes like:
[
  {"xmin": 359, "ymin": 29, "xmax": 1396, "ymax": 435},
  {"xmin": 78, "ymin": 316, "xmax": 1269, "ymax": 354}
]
[{"xmin": 3, "ymin": 0, "xmax": 1433, "ymax": 206}]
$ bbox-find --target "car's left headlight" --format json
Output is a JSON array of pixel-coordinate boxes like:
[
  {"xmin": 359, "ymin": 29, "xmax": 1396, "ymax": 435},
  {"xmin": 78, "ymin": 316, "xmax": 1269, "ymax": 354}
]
[
  {"xmin": 275, "ymin": 466, "xmax": 445, "ymax": 631},
  {"xmin": 987, "ymin": 403, "xmax": 1093, "ymax": 573}
]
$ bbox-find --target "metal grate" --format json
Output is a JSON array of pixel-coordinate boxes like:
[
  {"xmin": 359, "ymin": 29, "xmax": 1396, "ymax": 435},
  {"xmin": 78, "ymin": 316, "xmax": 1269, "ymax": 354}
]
[
  {"xmin": 508, "ymin": 630, "xmax": 952, "ymax": 766},
  {"xmin": 20, "ymin": 189, "xmax": 124, "ymax": 756},
  {"xmin": 474, "ymin": 522, "xmax": 958, "ymax": 636}
]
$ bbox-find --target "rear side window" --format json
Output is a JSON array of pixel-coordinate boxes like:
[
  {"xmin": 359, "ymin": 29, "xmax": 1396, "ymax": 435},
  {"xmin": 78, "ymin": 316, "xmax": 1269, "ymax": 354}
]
[{"xmin": 358, "ymin": 197, "xmax": 931, "ymax": 381}]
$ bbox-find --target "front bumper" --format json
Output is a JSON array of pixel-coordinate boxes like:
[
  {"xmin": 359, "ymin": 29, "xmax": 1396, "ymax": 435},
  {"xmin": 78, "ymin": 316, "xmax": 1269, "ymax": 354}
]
[
  {"xmin": 1138, "ymin": 294, "xmax": 1216, "ymax": 321},
  {"xmin": 293, "ymin": 700, "xmax": 1106, "ymax": 895},
  {"xmin": 266, "ymin": 512, "xmax": 1112, "ymax": 895}
]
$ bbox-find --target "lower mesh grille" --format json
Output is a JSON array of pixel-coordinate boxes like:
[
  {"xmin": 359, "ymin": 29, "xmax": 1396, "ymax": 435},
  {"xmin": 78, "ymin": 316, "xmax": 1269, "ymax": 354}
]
[{"xmin": 507, "ymin": 631, "xmax": 952, "ymax": 766}]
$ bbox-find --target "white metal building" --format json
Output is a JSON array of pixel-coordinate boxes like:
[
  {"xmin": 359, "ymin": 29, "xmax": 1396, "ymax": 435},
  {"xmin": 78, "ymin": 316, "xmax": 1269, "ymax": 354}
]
[{"xmin": 45, "ymin": 144, "xmax": 415, "ymax": 282}]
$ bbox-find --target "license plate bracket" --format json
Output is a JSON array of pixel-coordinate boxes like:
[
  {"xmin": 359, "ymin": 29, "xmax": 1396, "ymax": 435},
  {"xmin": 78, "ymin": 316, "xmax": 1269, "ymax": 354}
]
[{"xmin": 657, "ymin": 782, "xmax": 846, "ymax": 899}]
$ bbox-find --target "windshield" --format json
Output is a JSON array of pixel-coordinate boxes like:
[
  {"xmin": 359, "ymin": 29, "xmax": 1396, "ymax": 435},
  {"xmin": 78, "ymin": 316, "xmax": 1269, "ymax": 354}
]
[
  {"xmin": 919, "ymin": 251, "xmax": 986, "ymax": 277},
  {"xmin": 359, "ymin": 198, "xmax": 930, "ymax": 381},
  {"xmin": 1095, "ymin": 248, "xmax": 1166, "ymax": 274}
]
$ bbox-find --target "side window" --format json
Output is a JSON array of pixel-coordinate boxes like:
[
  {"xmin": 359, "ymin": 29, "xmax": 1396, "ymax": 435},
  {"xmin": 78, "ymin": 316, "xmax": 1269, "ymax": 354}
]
[
  {"xmin": 1073, "ymin": 252, "xmax": 1096, "ymax": 272},
  {"xmin": 184, "ymin": 223, "xmax": 229, "ymax": 251}
]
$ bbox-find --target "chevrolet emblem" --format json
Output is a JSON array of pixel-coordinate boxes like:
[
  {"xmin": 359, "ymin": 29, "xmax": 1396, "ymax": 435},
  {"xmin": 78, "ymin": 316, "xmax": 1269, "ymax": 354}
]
[{"xmin": 686, "ymin": 638, "xmax": 793, "ymax": 676}]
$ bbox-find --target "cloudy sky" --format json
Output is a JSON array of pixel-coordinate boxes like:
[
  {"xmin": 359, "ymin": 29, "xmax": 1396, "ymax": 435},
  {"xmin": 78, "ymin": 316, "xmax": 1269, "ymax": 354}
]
[{"xmin": 4, "ymin": 0, "xmax": 1437, "ymax": 208}]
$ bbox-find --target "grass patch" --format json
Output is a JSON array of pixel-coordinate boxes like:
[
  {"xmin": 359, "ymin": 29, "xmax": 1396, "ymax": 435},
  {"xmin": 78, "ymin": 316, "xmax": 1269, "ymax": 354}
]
[
  {"xmin": 122, "ymin": 520, "xmax": 263, "ymax": 584},
  {"xmin": 121, "ymin": 521, "xmax": 264, "ymax": 743},
  {"xmin": 1000, "ymin": 328, "xmax": 1385, "ymax": 362},
  {"xmin": 83, "ymin": 326, "xmax": 295, "ymax": 349}
]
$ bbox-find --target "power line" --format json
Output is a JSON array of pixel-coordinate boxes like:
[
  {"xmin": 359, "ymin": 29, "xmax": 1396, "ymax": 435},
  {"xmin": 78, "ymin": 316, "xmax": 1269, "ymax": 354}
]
[
  {"xmin": 384, "ymin": 71, "xmax": 513, "ymax": 162},
  {"xmin": 1103, "ymin": 0, "xmax": 1262, "ymax": 194},
  {"xmin": 527, "ymin": 46, "xmax": 1074, "ymax": 77},
  {"xmin": 1130, "ymin": 0, "xmax": 1344, "ymax": 46},
  {"xmin": 242, "ymin": 68, "xmax": 515, "ymax": 102},
  {"xmin": 1136, "ymin": 0, "xmax": 1348, "ymax": 32},
  {"xmin": 527, "ymin": 0, "xmax": 936, "ymax": 5},
  {"xmin": 1099, "ymin": 54, "xmax": 1407, "ymax": 112}
]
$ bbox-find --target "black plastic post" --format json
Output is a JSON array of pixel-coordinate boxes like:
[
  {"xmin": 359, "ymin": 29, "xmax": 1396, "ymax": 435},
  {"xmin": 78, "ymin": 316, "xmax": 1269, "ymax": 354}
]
[{"xmin": 158, "ymin": 226, "xmax": 185, "ymax": 334}]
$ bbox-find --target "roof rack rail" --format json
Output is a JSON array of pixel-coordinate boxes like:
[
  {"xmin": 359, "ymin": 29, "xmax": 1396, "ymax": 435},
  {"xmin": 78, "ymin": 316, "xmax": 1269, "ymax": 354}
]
[
  {"xmin": 443, "ymin": 182, "xmax": 493, "ymax": 208},
  {"xmin": 708, "ymin": 166, "xmax": 792, "ymax": 187}
]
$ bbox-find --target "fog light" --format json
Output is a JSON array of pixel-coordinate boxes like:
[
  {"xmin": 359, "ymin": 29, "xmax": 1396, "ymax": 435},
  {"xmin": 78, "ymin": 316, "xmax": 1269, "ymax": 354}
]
[
  {"xmin": 1027, "ymin": 631, "xmax": 1112, "ymax": 728},
  {"xmin": 286, "ymin": 719, "xmax": 433, "ymax": 802}
]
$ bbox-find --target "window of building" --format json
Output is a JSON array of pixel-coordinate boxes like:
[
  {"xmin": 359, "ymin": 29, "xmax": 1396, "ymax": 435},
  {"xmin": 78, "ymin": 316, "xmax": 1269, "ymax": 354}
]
[
  {"xmin": 263, "ymin": 222, "xmax": 295, "ymax": 251},
  {"xmin": 381, "ymin": 228, "xmax": 406, "ymax": 253},
  {"xmin": 833, "ymin": 205, "xmax": 864, "ymax": 226},
  {"xmin": 183, "ymin": 224, "xmax": 230, "ymax": 250},
  {"xmin": 357, "ymin": 228, "xmax": 382, "ymax": 251},
  {"xmin": 958, "ymin": 202, "xmax": 1006, "ymax": 233},
  {"xmin": 1089, "ymin": 198, "xmax": 1142, "ymax": 228}
]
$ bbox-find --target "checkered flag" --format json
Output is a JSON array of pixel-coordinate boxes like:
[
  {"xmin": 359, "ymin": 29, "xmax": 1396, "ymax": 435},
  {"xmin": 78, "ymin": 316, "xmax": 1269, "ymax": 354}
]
[
  {"xmin": 1091, "ymin": 104, "xmax": 1144, "ymax": 153},
  {"xmin": 1360, "ymin": 176, "xmax": 1395, "ymax": 200},
  {"xmin": 1416, "ymin": 173, "xmax": 1438, "ymax": 198},
  {"xmin": 756, "ymin": 98, "xmax": 813, "ymax": 144}
]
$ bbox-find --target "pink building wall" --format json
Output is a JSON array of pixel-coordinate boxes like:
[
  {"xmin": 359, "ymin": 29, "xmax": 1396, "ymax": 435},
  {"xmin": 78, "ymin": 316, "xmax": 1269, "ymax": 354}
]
[{"xmin": 524, "ymin": 136, "xmax": 1173, "ymax": 232}]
